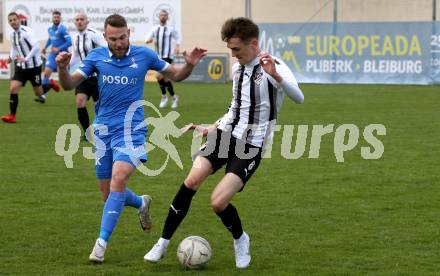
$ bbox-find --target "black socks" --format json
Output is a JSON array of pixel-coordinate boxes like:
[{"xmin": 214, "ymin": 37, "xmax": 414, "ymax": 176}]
[
  {"xmin": 158, "ymin": 79, "xmax": 167, "ymax": 95},
  {"xmin": 77, "ymin": 107, "xmax": 90, "ymax": 133},
  {"xmin": 165, "ymin": 81, "xmax": 175, "ymax": 96},
  {"xmin": 10, "ymin": 94, "xmax": 18, "ymax": 115},
  {"xmin": 161, "ymin": 184, "xmax": 196, "ymax": 239},
  {"xmin": 158, "ymin": 79, "xmax": 175, "ymax": 96},
  {"xmin": 216, "ymin": 203, "xmax": 244, "ymax": 239}
]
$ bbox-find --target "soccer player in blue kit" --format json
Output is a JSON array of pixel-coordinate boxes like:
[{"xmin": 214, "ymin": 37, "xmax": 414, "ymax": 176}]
[
  {"xmin": 42, "ymin": 10, "xmax": 71, "ymax": 94},
  {"xmin": 55, "ymin": 14, "xmax": 206, "ymax": 263}
]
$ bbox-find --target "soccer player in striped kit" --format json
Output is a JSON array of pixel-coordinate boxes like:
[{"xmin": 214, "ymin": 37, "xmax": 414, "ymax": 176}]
[
  {"xmin": 1, "ymin": 12, "xmax": 45, "ymax": 124},
  {"xmin": 145, "ymin": 17, "xmax": 304, "ymax": 269},
  {"xmin": 146, "ymin": 9, "xmax": 181, "ymax": 108},
  {"xmin": 70, "ymin": 12, "xmax": 107, "ymax": 141}
]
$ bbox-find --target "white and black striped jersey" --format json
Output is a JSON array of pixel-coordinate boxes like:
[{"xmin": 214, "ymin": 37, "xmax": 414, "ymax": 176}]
[
  {"xmin": 217, "ymin": 56, "xmax": 300, "ymax": 148},
  {"xmin": 70, "ymin": 27, "xmax": 107, "ymax": 66},
  {"xmin": 145, "ymin": 25, "xmax": 181, "ymax": 59},
  {"xmin": 9, "ymin": 26, "xmax": 42, "ymax": 69}
]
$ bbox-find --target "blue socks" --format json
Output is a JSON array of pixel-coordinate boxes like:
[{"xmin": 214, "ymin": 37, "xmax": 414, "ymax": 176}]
[
  {"xmin": 99, "ymin": 191, "xmax": 126, "ymax": 242},
  {"xmin": 125, "ymin": 188, "xmax": 143, "ymax": 208},
  {"xmin": 42, "ymin": 77, "xmax": 50, "ymax": 93},
  {"xmin": 98, "ymin": 189, "xmax": 143, "ymax": 242}
]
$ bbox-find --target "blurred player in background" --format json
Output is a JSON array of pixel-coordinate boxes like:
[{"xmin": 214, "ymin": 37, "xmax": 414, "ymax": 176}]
[
  {"xmin": 144, "ymin": 17, "xmax": 304, "ymax": 269},
  {"xmin": 41, "ymin": 10, "xmax": 71, "ymax": 95},
  {"xmin": 55, "ymin": 14, "xmax": 206, "ymax": 263},
  {"xmin": 1, "ymin": 12, "xmax": 45, "ymax": 124},
  {"xmin": 70, "ymin": 12, "xmax": 107, "ymax": 141},
  {"xmin": 146, "ymin": 9, "xmax": 181, "ymax": 108}
]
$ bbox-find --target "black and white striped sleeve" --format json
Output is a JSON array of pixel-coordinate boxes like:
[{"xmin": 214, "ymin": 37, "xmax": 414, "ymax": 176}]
[
  {"xmin": 23, "ymin": 29, "xmax": 40, "ymax": 62},
  {"xmin": 9, "ymin": 31, "xmax": 18, "ymax": 59}
]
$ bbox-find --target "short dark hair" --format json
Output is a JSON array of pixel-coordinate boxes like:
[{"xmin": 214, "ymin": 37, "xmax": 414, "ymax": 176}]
[
  {"xmin": 221, "ymin": 17, "xmax": 259, "ymax": 43},
  {"xmin": 52, "ymin": 10, "xmax": 61, "ymax": 16},
  {"xmin": 104, "ymin": 14, "xmax": 127, "ymax": 29},
  {"xmin": 8, "ymin": 12, "xmax": 19, "ymax": 18}
]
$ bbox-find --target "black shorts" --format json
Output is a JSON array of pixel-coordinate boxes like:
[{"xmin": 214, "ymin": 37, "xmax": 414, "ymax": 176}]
[
  {"xmin": 75, "ymin": 77, "xmax": 99, "ymax": 102},
  {"xmin": 12, "ymin": 65, "xmax": 42, "ymax": 87},
  {"xmin": 196, "ymin": 129, "xmax": 262, "ymax": 188},
  {"xmin": 162, "ymin": 57, "xmax": 173, "ymax": 64}
]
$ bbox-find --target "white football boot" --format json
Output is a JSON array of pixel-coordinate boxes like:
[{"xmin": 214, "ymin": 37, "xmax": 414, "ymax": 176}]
[
  {"xmin": 171, "ymin": 95, "xmax": 179, "ymax": 108},
  {"xmin": 144, "ymin": 238, "xmax": 169, "ymax": 262},
  {"xmin": 89, "ymin": 239, "xmax": 107, "ymax": 263},
  {"xmin": 234, "ymin": 232, "xmax": 251, "ymax": 268},
  {"xmin": 159, "ymin": 95, "xmax": 168, "ymax": 108}
]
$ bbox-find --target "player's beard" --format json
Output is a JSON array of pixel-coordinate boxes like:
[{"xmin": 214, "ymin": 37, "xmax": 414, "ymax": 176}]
[{"xmin": 110, "ymin": 44, "xmax": 129, "ymax": 58}]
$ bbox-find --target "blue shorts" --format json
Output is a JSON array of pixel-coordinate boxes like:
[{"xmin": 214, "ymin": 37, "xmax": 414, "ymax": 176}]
[
  {"xmin": 45, "ymin": 53, "xmax": 57, "ymax": 71},
  {"xmin": 94, "ymin": 129, "xmax": 147, "ymax": 179}
]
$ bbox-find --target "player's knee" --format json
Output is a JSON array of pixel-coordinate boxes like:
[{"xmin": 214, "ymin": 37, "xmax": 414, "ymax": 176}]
[
  {"xmin": 210, "ymin": 195, "xmax": 228, "ymax": 213},
  {"xmin": 76, "ymin": 96, "xmax": 86, "ymax": 107},
  {"xmin": 10, "ymin": 85, "xmax": 20, "ymax": 94},
  {"xmin": 111, "ymin": 172, "xmax": 129, "ymax": 188},
  {"xmin": 183, "ymin": 176, "xmax": 202, "ymax": 190}
]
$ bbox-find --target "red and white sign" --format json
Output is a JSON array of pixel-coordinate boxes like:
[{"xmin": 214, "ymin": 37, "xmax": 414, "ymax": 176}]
[{"xmin": 0, "ymin": 53, "xmax": 11, "ymax": 79}]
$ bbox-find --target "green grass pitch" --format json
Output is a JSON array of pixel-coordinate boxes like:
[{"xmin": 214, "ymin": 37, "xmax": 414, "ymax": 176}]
[{"xmin": 0, "ymin": 81, "xmax": 439, "ymax": 275}]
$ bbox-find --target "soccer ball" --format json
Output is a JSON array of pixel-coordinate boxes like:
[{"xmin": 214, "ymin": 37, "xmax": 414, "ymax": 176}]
[{"xmin": 176, "ymin": 236, "xmax": 212, "ymax": 269}]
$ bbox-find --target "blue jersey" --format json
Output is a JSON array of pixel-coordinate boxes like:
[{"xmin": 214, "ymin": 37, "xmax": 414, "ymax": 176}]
[
  {"xmin": 77, "ymin": 45, "xmax": 168, "ymax": 131},
  {"xmin": 45, "ymin": 23, "xmax": 72, "ymax": 52}
]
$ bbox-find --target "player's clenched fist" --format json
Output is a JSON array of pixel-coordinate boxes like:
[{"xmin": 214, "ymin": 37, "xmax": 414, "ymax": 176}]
[{"xmin": 55, "ymin": 51, "xmax": 72, "ymax": 69}]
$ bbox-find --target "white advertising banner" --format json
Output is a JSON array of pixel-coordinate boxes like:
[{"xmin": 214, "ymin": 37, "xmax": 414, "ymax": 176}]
[{"xmin": 3, "ymin": 0, "xmax": 181, "ymax": 42}]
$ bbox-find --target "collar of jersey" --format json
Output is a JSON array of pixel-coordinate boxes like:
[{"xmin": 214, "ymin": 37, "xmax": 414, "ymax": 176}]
[
  {"xmin": 13, "ymin": 26, "xmax": 24, "ymax": 33},
  {"xmin": 107, "ymin": 46, "xmax": 131, "ymax": 58},
  {"xmin": 245, "ymin": 56, "xmax": 260, "ymax": 68}
]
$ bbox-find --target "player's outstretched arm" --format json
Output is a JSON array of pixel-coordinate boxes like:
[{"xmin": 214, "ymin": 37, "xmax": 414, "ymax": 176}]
[
  {"xmin": 259, "ymin": 52, "xmax": 304, "ymax": 104},
  {"xmin": 56, "ymin": 52, "xmax": 86, "ymax": 90},
  {"xmin": 162, "ymin": 47, "xmax": 207, "ymax": 81},
  {"xmin": 181, "ymin": 121, "xmax": 219, "ymax": 138}
]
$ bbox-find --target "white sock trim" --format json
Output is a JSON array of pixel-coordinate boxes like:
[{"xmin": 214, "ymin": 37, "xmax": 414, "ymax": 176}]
[
  {"xmin": 140, "ymin": 197, "xmax": 146, "ymax": 209},
  {"xmin": 235, "ymin": 231, "xmax": 247, "ymax": 242},
  {"xmin": 98, "ymin": 238, "xmax": 107, "ymax": 248}
]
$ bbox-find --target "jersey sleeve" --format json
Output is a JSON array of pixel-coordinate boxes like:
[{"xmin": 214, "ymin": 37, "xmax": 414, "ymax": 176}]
[
  {"xmin": 58, "ymin": 25, "xmax": 72, "ymax": 51},
  {"xmin": 69, "ymin": 35, "xmax": 79, "ymax": 66},
  {"xmin": 267, "ymin": 58, "xmax": 298, "ymax": 88},
  {"xmin": 26, "ymin": 28, "xmax": 39, "ymax": 46},
  {"xmin": 23, "ymin": 29, "xmax": 40, "ymax": 61},
  {"xmin": 268, "ymin": 58, "xmax": 304, "ymax": 103},
  {"xmin": 76, "ymin": 50, "xmax": 97, "ymax": 78},
  {"xmin": 93, "ymin": 32, "xmax": 107, "ymax": 47},
  {"xmin": 10, "ymin": 42, "xmax": 17, "ymax": 59},
  {"xmin": 44, "ymin": 37, "xmax": 51, "ymax": 49},
  {"xmin": 9, "ymin": 31, "xmax": 17, "ymax": 58},
  {"xmin": 172, "ymin": 28, "xmax": 182, "ymax": 44},
  {"xmin": 145, "ymin": 27, "xmax": 156, "ymax": 42}
]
